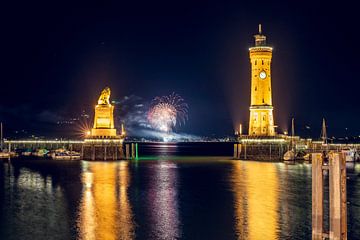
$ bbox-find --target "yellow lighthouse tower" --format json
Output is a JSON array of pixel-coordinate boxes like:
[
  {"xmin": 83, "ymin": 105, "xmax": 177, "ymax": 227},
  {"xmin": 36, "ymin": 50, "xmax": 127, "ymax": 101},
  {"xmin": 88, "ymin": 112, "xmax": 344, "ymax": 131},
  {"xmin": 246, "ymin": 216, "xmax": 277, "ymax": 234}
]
[{"xmin": 248, "ymin": 24, "xmax": 275, "ymax": 136}]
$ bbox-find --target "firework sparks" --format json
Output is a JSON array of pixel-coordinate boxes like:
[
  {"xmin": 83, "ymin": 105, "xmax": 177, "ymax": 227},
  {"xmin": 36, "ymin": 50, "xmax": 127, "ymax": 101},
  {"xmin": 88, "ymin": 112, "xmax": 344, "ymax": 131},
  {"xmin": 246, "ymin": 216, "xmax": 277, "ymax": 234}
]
[{"xmin": 148, "ymin": 93, "xmax": 188, "ymax": 132}]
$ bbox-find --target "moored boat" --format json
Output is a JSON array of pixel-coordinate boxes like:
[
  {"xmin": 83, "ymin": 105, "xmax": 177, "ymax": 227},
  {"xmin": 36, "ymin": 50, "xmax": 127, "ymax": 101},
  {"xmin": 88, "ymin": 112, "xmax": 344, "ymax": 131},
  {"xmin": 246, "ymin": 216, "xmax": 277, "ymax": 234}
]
[
  {"xmin": 284, "ymin": 118, "xmax": 296, "ymax": 162},
  {"xmin": 0, "ymin": 151, "xmax": 10, "ymax": 159},
  {"xmin": 22, "ymin": 150, "xmax": 32, "ymax": 156},
  {"xmin": 283, "ymin": 149, "xmax": 295, "ymax": 161},
  {"xmin": 303, "ymin": 153, "xmax": 311, "ymax": 162},
  {"xmin": 51, "ymin": 149, "xmax": 81, "ymax": 160},
  {"xmin": 341, "ymin": 148, "xmax": 356, "ymax": 162},
  {"xmin": 33, "ymin": 149, "xmax": 49, "ymax": 157},
  {"xmin": 0, "ymin": 150, "xmax": 17, "ymax": 158}
]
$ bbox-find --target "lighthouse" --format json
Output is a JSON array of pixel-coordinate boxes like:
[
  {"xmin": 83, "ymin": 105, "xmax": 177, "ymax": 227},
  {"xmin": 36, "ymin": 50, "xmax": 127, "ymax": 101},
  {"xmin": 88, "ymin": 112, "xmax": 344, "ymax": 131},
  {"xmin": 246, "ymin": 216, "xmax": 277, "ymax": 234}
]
[{"xmin": 248, "ymin": 24, "xmax": 276, "ymax": 136}]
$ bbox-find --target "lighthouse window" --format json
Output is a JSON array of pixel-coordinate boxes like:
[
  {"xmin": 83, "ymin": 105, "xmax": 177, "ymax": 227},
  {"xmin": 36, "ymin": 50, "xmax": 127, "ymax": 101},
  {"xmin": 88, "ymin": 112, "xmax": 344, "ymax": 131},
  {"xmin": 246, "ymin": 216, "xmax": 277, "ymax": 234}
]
[
  {"xmin": 262, "ymin": 60, "xmax": 264, "ymax": 65},
  {"xmin": 255, "ymin": 87, "xmax": 257, "ymax": 91},
  {"xmin": 255, "ymin": 60, "xmax": 257, "ymax": 65},
  {"xmin": 262, "ymin": 98, "xmax": 265, "ymax": 103},
  {"xmin": 263, "ymin": 116, "xmax": 266, "ymax": 121}
]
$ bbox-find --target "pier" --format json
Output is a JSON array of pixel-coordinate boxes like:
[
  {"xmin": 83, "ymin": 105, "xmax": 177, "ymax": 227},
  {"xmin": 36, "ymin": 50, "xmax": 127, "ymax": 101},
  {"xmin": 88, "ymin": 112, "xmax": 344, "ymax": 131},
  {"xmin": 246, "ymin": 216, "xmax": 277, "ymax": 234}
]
[
  {"xmin": 233, "ymin": 135, "xmax": 360, "ymax": 161},
  {"xmin": 3, "ymin": 139, "xmax": 139, "ymax": 161},
  {"xmin": 233, "ymin": 137, "xmax": 288, "ymax": 161},
  {"xmin": 4, "ymin": 139, "xmax": 84, "ymax": 151}
]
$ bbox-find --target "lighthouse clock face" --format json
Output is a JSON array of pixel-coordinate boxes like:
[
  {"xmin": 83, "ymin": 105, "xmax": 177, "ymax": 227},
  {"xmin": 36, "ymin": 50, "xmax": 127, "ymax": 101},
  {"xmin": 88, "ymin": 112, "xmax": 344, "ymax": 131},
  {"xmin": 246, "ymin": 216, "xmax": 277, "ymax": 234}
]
[{"xmin": 259, "ymin": 71, "xmax": 267, "ymax": 79}]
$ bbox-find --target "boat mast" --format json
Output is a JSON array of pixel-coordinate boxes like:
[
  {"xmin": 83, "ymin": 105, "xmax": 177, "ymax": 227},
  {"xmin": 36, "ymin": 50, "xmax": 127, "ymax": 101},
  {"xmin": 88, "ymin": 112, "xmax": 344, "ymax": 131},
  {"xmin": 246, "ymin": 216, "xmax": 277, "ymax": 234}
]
[
  {"xmin": 321, "ymin": 118, "xmax": 327, "ymax": 144},
  {"xmin": 291, "ymin": 118, "xmax": 295, "ymax": 151},
  {"xmin": 0, "ymin": 122, "xmax": 3, "ymax": 151}
]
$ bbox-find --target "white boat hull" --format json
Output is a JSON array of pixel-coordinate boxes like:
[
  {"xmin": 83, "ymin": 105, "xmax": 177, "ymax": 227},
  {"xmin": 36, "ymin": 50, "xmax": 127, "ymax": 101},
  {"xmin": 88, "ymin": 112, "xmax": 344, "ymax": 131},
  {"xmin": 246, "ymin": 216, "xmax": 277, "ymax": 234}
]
[
  {"xmin": 0, "ymin": 152, "xmax": 10, "ymax": 158},
  {"xmin": 342, "ymin": 149, "xmax": 355, "ymax": 162},
  {"xmin": 52, "ymin": 155, "xmax": 81, "ymax": 160},
  {"xmin": 51, "ymin": 149, "xmax": 81, "ymax": 160},
  {"xmin": 283, "ymin": 150, "xmax": 295, "ymax": 161}
]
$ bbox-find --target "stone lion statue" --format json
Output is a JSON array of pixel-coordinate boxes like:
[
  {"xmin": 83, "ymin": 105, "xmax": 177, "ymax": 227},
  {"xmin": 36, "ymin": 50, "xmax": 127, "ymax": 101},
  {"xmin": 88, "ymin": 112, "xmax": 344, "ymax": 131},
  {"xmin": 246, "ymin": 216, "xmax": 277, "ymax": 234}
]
[{"xmin": 98, "ymin": 87, "xmax": 111, "ymax": 105}]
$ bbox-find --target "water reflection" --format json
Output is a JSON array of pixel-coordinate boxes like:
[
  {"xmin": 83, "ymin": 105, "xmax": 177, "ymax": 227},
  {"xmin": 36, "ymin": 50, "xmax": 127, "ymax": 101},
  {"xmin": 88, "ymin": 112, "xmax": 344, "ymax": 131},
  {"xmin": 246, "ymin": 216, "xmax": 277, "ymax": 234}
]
[
  {"xmin": 230, "ymin": 161, "xmax": 280, "ymax": 239},
  {"xmin": 145, "ymin": 161, "xmax": 180, "ymax": 239},
  {"xmin": 2, "ymin": 156, "xmax": 360, "ymax": 240},
  {"xmin": 0, "ymin": 160, "xmax": 73, "ymax": 239},
  {"xmin": 78, "ymin": 161, "xmax": 134, "ymax": 240}
]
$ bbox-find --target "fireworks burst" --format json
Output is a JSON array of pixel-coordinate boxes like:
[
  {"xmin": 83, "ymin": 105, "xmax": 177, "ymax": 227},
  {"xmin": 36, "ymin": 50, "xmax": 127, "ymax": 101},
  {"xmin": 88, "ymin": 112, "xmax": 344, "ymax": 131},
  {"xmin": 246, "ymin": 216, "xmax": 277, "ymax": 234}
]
[{"xmin": 148, "ymin": 93, "xmax": 188, "ymax": 132}]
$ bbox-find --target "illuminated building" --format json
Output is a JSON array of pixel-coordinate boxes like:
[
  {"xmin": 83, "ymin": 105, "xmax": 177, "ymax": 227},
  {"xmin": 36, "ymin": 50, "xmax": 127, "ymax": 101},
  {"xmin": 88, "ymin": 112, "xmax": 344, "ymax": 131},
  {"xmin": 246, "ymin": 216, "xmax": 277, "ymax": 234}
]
[{"xmin": 248, "ymin": 24, "xmax": 276, "ymax": 136}]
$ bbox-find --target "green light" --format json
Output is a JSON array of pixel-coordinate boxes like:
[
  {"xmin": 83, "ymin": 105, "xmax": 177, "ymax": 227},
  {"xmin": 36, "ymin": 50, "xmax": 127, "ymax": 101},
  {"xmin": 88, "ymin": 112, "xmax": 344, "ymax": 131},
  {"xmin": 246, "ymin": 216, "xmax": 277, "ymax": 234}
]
[{"xmin": 135, "ymin": 143, "xmax": 138, "ymax": 160}]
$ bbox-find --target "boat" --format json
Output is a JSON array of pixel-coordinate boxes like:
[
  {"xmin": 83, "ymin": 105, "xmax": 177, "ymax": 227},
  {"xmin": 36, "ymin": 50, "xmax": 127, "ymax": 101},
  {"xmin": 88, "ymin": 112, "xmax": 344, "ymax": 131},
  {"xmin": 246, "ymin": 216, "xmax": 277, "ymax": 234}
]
[
  {"xmin": 0, "ymin": 151, "xmax": 10, "ymax": 159},
  {"xmin": 283, "ymin": 118, "xmax": 296, "ymax": 161},
  {"xmin": 355, "ymin": 151, "xmax": 360, "ymax": 162},
  {"xmin": 320, "ymin": 118, "xmax": 329, "ymax": 152},
  {"xmin": 283, "ymin": 149, "xmax": 295, "ymax": 161},
  {"xmin": 303, "ymin": 153, "xmax": 311, "ymax": 162},
  {"xmin": 33, "ymin": 149, "xmax": 49, "ymax": 157},
  {"xmin": 0, "ymin": 122, "xmax": 8, "ymax": 159},
  {"xmin": 0, "ymin": 150, "xmax": 17, "ymax": 158},
  {"xmin": 305, "ymin": 118, "xmax": 329, "ymax": 163},
  {"xmin": 22, "ymin": 150, "xmax": 32, "ymax": 156},
  {"xmin": 0, "ymin": 123, "xmax": 17, "ymax": 158},
  {"xmin": 341, "ymin": 148, "xmax": 356, "ymax": 162},
  {"xmin": 51, "ymin": 149, "xmax": 81, "ymax": 160}
]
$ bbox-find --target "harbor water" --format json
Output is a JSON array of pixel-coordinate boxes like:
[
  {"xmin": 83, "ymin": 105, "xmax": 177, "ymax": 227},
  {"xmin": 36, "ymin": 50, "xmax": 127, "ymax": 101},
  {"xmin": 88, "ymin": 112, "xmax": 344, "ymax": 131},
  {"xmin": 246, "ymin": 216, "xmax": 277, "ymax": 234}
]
[{"xmin": 1, "ymin": 143, "xmax": 360, "ymax": 239}]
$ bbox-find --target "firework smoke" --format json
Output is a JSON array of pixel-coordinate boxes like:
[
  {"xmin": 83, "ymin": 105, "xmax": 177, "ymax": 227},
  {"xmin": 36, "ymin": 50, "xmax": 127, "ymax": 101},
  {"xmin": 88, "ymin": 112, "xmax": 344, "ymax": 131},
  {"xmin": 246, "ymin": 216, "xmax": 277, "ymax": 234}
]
[{"xmin": 148, "ymin": 93, "xmax": 188, "ymax": 132}]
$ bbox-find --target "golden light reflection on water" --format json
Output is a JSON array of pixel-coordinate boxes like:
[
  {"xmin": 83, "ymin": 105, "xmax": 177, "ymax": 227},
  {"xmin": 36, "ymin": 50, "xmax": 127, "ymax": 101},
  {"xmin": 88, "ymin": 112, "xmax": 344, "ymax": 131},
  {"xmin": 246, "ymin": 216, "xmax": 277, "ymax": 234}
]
[
  {"xmin": 231, "ymin": 161, "xmax": 279, "ymax": 240},
  {"xmin": 78, "ymin": 161, "xmax": 134, "ymax": 240}
]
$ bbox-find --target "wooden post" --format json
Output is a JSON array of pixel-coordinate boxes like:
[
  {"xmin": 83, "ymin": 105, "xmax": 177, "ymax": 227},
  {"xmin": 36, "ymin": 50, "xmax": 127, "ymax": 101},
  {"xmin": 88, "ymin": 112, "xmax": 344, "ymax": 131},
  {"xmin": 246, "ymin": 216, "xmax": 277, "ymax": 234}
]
[
  {"xmin": 92, "ymin": 145, "xmax": 95, "ymax": 160},
  {"xmin": 81, "ymin": 144, "xmax": 84, "ymax": 159},
  {"xmin": 329, "ymin": 153, "xmax": 347, "ymax": 240},
  {"xmin": 244, "ymin": 143, "xmax": 247, "ymax": 160},
  {"xmin": 312, "ymin": 153, "xmax": 323, "ymax": 240},
  {"xmin": 113, "ymin": 145, "xmax": 116, "ymax": 160},
  {"xmin": 312, "ymin": 152, "xmax": 347, "ymax": 240},
  {"xmin": 233, "ymin": 144, "xmax": 238, "ymax": 159},
  {"xmin": 131, "ymin": 143, "xmax": 135, "ymax": 159},
  {"xmin": 125, "ymin": 144, "xmax": 130, "ymax": 160},
  {"xmin": 104, "ymin": 145, "xmax": 107, "ymax": 161},
  {"xmin": 119, "ymin": 144, "xmax": 124, "ymax": 160},
  {"xmin": 237, "ymin": 144, "xmax": 241, "ymax": 159}
]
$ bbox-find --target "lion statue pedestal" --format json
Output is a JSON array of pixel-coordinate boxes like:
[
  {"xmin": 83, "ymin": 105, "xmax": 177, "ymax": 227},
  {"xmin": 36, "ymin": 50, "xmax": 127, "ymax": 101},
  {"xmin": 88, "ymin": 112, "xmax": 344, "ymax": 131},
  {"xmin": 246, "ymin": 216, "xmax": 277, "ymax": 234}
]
[{"xmin": 90, "ymin": 87, "xmax": 117, "ymax": 138}]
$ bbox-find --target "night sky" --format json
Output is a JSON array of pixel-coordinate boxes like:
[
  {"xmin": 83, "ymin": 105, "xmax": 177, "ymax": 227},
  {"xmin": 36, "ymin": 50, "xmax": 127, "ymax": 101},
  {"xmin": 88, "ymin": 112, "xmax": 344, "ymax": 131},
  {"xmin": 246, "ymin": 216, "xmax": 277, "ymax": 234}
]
[{"xmin": 1, "ymin": 1, "xmax": 359, "ymax": 139}]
